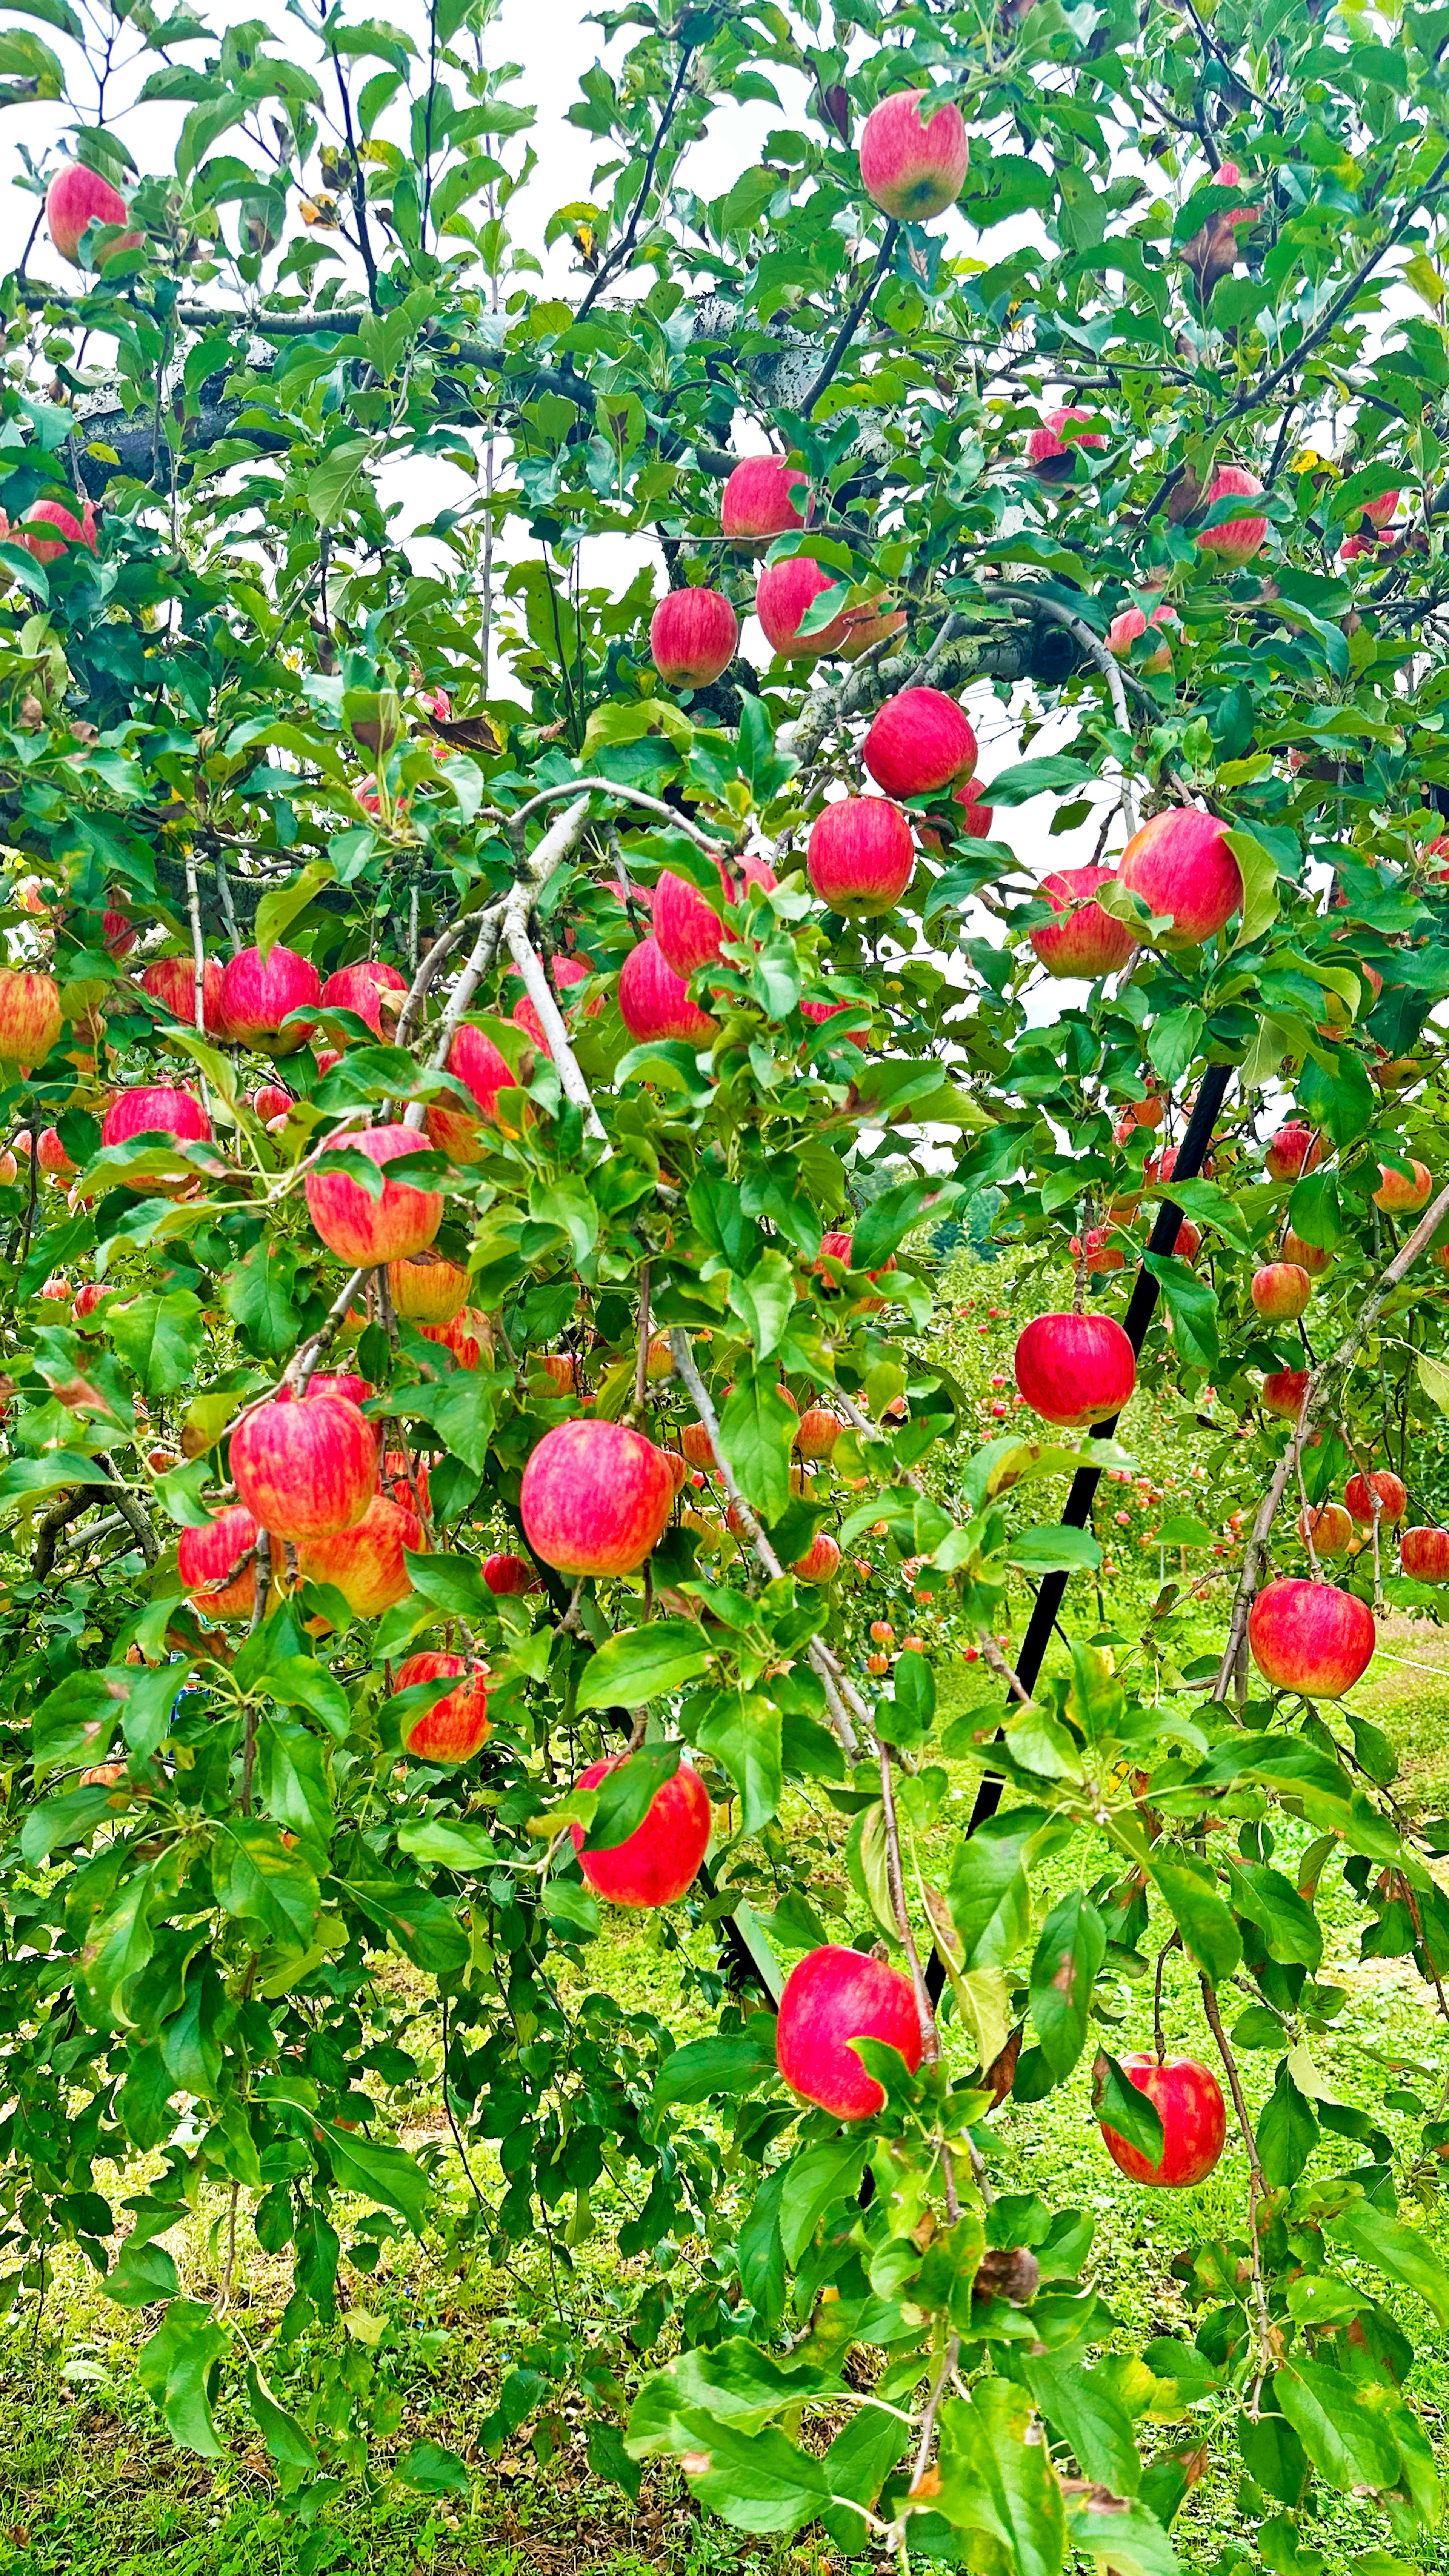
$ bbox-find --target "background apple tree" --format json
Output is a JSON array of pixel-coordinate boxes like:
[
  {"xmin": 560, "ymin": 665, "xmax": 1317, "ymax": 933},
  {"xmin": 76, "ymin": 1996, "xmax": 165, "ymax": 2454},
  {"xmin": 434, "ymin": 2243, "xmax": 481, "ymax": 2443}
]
[{"xmin": 7, "ymin": 0, "xmax": 1449, "ymax": 2562}]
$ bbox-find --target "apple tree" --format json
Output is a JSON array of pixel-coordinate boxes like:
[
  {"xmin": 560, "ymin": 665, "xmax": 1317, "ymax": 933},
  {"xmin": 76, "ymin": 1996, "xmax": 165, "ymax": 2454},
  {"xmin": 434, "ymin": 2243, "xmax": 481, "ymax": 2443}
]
[{"xmin": 4, "ymin": 0, "xmax": 1449, "ymax": 2562}]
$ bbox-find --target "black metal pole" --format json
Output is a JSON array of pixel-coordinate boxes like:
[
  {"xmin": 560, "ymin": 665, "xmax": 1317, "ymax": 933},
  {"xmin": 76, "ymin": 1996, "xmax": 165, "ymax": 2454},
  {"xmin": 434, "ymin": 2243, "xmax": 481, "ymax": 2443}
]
[{"xmin": 930, "ymin": 1060, "xmax": 1234, "ymax": 1986}]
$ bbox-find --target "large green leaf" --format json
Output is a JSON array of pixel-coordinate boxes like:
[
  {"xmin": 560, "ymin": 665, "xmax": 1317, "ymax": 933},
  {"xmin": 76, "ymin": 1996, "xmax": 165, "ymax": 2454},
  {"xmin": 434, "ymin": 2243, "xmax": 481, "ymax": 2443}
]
[
  {"xmin": 574, "ymin": 1619, "xmax": 712, "ymax": 1712},
  {"xmin": 1029, "ymin": 1892, "xmax": 1106, "ymax": 2079}
]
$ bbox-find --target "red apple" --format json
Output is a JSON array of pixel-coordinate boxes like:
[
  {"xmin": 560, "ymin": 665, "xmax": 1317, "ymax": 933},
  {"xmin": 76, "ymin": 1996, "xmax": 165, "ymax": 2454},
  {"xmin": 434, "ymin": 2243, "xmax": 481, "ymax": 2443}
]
[
  {"xmin": 1117, "ymin": 807, "xmax": 1243, "ymax": 948},
  {"xmin": 178, "ymin": 1506, "xmax": 270, "ymax": 1621},
  {"xmin": 137, "ymin": 955, "xmax": 225, "ymax": 1033},
  {"xmin": 1374, "ymin": 1158, "xmax": 1432, "ymax": 1213},
  {"xmin": 45, "ymin": 162, "xmax": 137, "ymax": 267},
  {"xmin": 862, "ymin": 687, "xmax": 977, "ymax": 797},
  {"xmin": 230, "ymin": 1393, "xmax": 378, "ymax": 1542},
  {"xmin": 618, "ymin": 937, "xmax": 718, "ymax": 1044},
  {"xmin": 1108, "ymin": 603, "xmax": 1177, "ymax": 672},
  {"xmin": 0, "ymin": 969, "xmax": 62, "ymax": 1065},
  {"xmin": 792, "ymin": 1531, "xmax": 841, "ymax": 1582},
  {"xmin": 720, "ymin": 456, "xmax": 810, "ymax": 541},
  {"xmin": 1028, "ymin": 866, "xmax": 1138, "ymax": 977},
  {"xmin": 395, "ymin": 1651, "xmax": 491, "ymax": 1761},
  {"xmin": 1197, "ymin": 464, "xmax": 1267, "ymax": 567},
  {"xmin": 381, "ymin": 1451, "xmax": 430, "ymax": 1518},
  {"xmin": 37, "ymin": 1127, "xmax": 74, "ymax": 1180},
  {"xmin": 817, "ymin": 1230, "xmax": 895, "ymax": 1308},
  {"xmin": 319, "ymin": 960, "xmax": 408, "ymax": 1034},
  {"xmin": 775, "ymin": 1944, "xmax": 923, "ymax": 2119},
  {"xmin": 306, "ymin": 1371, "xmax": 374, "ymax": 1407},
  {"xmin": 508, "ymin": 955, "xmax": 598, "ymax": 1055},
  {"xmin": 1099, "ymin": 2053, "xmax": 1227, "ymax": 2187},
  {"xmin": 12, "ymin": 495, "xmax": 98, "ymax": 563},
  {"xmin": 801, "ymin": 992, "xmax": 869, "ymax": 1047},
  {"xmin": 426, "ymin": 1022, "xmax": 521, "ymax": 1162},
  {"xmin": 653, "ymin": 853, "xmax": 777, "ymax": 978},
  {"xmin": 305, "ymin": 1123, "xmax": 444, "ymax": 1264},
  {"xmin": 807, "ymin": 797, "xmax": 915, "ymax": 915},
  {"xmin": 1345, "ymin": 1468, "xmax": 1407, "ymax": 1525},
  {"xmin": 1247, "ymin": 1576, "xmax": 1375, "ymax": 1698},
  {"xmin": 858, "ymin": 87, "xmax": 969, "ymax": 220},
  {"xmin": 952, "ymin": 778, "xmax": 994, "ymax": 839},
  {"xmin": 72, "ymin": 1281, "xmax": 115, "ymax": 1321},
  {"xmin": 1299, "ymin": 1501, "xmax": 1352, "ymax": 1555},
  {"xmin": 297, "ymin": 1492, "xmax": 421, "ymax": 1616},
  {"xmin": 1260, "ymin": 1366, "xmax": 1309, "ymax": 1420},
  {"xmin": 100, "ymin": 1084, "xmax": 211, "ymax": 1157},
  {"xmin": 419, "ymin": 1306, "xmax": 493, "ymax": 1370},
  {"xmin": 251, "ymin": 1080, "xmax": 295, "ymax": 1126},
  {"xmin": 101, "ymin": 907, "xmax": 136, "ymax": 958},
  {"xmin": 1014, "ymin": 1312, "xmax": 1137, "ymax": 1429},
  {"xmin": 520, "ymin": 1419, "xmax": 674, "ymax": 1576},
  {"xmin": 1251, "ymin": 1262, "xmax": 1312, "ymax": 1321},
  {"xmin": 796, "ymin": 1406, "xmax": 843, "ymax": 1459},
  {"xmin": 483, "ymin": 1551, "xmax": 541, "ymax": 1596},
  {"xmin": 1074, "ymin": 1225, "xmax": 1126, "ymax": 1276},
  {"xmin": 1027, "ymin": 406, "xmax": 1107, "ymax": 480},
  {"xmin": 837, "ymin": 596, "xmax": 906, "ymax": 658},
  {"xmin": 1283, "ymin": 1227, "xmax": 1332, "ymax": 1278},
  {"xmin": 755, "ymin": 555, "xmax": 854, "ymax": 659},
  {"xmin": 388, "ymin": 1251, "xmax": 468, "ymax": 1322},
  {"xmin": 571, "ymin": 1755, "xmax": 712, "ymax": 1906},
  {"xmin": 650, "ymin": 587, "xmax": 739, "ymax": 686},
  {"xmin": 218, "ymin": 944, "xmax": 321, "ymax": 1052},
  {"xmin": 1265, "ymin": 1122, "xmax": 1322, "ymax": 1181},
  {"xmin": 1401, "ymin": 1526, "xmax": 1449, "ymax": 1580}
]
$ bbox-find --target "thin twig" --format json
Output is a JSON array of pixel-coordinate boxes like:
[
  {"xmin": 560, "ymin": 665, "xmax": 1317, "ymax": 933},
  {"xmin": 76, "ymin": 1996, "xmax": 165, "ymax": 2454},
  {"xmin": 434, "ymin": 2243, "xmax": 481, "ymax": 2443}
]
[{"xmin": 801, "ymin": 223, "xmax": 900, "ymax": 417}]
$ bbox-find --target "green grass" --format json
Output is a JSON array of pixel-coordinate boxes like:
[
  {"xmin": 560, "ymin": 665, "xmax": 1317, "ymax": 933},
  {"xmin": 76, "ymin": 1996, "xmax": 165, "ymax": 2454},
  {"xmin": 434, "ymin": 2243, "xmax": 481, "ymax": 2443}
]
[{"xmin": 9, "ymin": 1260, "xmax": 1449, "ymax": 2575}]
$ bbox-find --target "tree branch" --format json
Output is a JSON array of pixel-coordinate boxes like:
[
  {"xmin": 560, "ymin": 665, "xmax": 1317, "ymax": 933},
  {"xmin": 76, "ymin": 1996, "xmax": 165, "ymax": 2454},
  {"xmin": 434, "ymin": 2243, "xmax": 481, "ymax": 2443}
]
[
  {"xmin": 575, "ymin": 45, "xmax": 696, "ymax": 324},
  {"xmin": 800, "ymin": 223, "xmax": 900, "ymax": 418}
]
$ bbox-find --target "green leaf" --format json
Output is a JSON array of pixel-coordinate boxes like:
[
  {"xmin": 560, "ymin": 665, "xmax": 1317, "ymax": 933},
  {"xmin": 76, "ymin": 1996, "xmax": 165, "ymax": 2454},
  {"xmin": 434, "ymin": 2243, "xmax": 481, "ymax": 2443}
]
[
  {"xmin": 1300, "ymin": 1047, "xmax": 1375, "ymax": 1148},
  {"xmin": 1026, "ymin": 2352, "xmax": 1141, "ymax": 2494},
  {"xmin": 212, "ymin": 1819, "xmax": 320, "ymax": 1944},
  {"xmin": 396, "ymin": 2439, "xmax": 469, "ymax": 2496},
  {"xmin": 395, "ymin": 1816, "xmax": 499, "ymax": 1872},
  {"xmin": 1272, "ymin": 2359, "xmax": 1401, "ymax": 2493},
  {"xmin": 1142, "ymin": 1253, "xmax": 1219, "ymax": 1369},
  {"xmin": 948, "ymin": 1810, "xmax": 1043, "ymax": 1967},
  {"xmin": 1091, "ymin": 2052, "xmax": 1165, "ymax": 2167},
  {"xmin": 103, "ymin": 2238, "xmax": 180, "ymax": 2307},
  {"xmin": 254, "ymin": 859, "xmax": 334, "ymax": 958},
  {"xmin": 983, "ymin": 754, "xmax": 1094, "ymax": 807},
  {"xmin": 1224, "ymin": 829, "xmax": 1281, "ymax": 948},
  {"xmin": 680, "ymin": 2417, "xmax": 829, "ymax": 2535},
  {"xmin": 718, "ymin": 1373, "xmax": 797, "ymax": 1519},
  {"xmin": 727, "ymin": 1249, "xmax": 796, "ymax": 1360},
  {"xmin": 1008, "ymin": 1523, "xmax": 1103, "ymax": 1573},
  {"xmin": 1068, "ymin": 2497, "xmax": 1180, "ymax": 2576},
  {"xmin": 222, "ymin": 1240, "xmax": 302, "ymax": 1357},
  {"xmin": 1257, "ymin": 2060, "xmax": 1319, "ymax": 2186},
  {"xmin": 1147, "ymin": 1006, "xmax": 1206, "ymax": 1086},
  {"xmin": 573, "ymin": 1620, "xmax": 712, "ymax": 1713},
  {"xmin": 696, "ymin": 1689, "xmax": 783, "ymax": 1836},
  {"xmin": 778, "ymin": 2138, "xmax": 869, "ymax": 2265},
  {"xmin": 1223, "ymin": 1861, "xmax": 1322, "ymax": 1969},
  {"xmin": 1029, "ymin": 1890, "xmax": 1107, "ymax": 2079},
  {"xmin": 935, "ymin": 2378, "xmax": 1067, "ymax": 2576},
  {"xmin": 1151, "ymin": 1854, "xmax": 1241, "ymax": 1981},
  {"xmin": 137, "ymin": 2303, "xmax": 229, "ymax": 2457},
  {"xmin": 652, "ymin": 2023, "xmax": 779, "ymax": 2108},
  {"xmin": 320, "ymin": 2121, "xmax": 432, "ymax": 2234},
  {"xmin": 579, "ymin": 1743, "xmax": 683, "ymax": 1849},
  {"xmin": 246, "ymin": 2364, "xmax": 319, "ymax": 2474},
  {"xmin": 1327, "ymin": 2198, "xmax": 1449, "ymax": 2328}
]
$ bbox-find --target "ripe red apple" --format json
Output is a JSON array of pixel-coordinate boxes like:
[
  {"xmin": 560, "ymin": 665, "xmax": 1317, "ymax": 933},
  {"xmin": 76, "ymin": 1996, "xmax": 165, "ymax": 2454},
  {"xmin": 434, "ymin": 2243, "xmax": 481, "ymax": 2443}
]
[
  {"xmin": 1251, "ymin": 1262, "xmax": 1312, "ymax": 1321},
  {"xmin": 218, "ymin": 944, "xmax": 321, "ymax": 1052},
  {"xmin": 1099, "ymin": 2053, "xmax": 1227, "ymax": 2187},
  {"xmin": 1014, "ymin": 1312, "xmax": 1137, "ymax": 1429},
  {"xmin": 650, "ymin": 586, "xmax": 739, "ymax": 686},
  {"xmin": 483, "ymin": 1551, "xmax": 541, "ymax": 1596},
  {"xmin": 1373, "ymin": 1158, "xmax": 1432, "ymax": 1213},
  {"xmin": 1074, "ymin": 1226, "xmax": 1126, "ymax": 1276},
  {"xmin": 137, "ymin": 955, "xmax": 226, "ymax": 1033},
  {"xmin": 71, "ymin": 1281, "xmax": 115, "ymax": 1321},
  {"xmin": 177, "ymin": 1506, "xmax": 272, "ymax": 1620},
  {"xmin": 775, "ymin": 1944, "xmax": 923, "ymax": 2119},
  {"xmin": 817, "ymin": 1230, "xmax": 895, "ymax": 1309},
  {"xmin": 101, "ymin": 907, "xmax": 136, "ymax": 958},
  {"xmin": 1247, "ymin": 1576, "xmax": 1375, "ymax": 1698},
  {"xmin": 755, "ymin": 555, "xmax": 855, "ymax": 659},
  {"xmin": 419, "ymin": 1306, "xmax": 493, "ymax": 1369},
  {"xmin": 801, "ymin": 991, "xmax": 869, "ymax": 1048},
  {"xmin": 720, "ymin": 456, "xmax": 810, "ymax": 541},
  {"xmin": 654, "ymin": 853, "xmax": 777, "ymax": 978},
  {"xmin": 306, "ymin": 1371, "xmax": 374, "ymax": 1407},
  {"xmin": 1108, "ymin": 603, "xmax": 1177, "ymax": 671},
  {"xmin": 1027, "ymin": 405, "xmax": 1107, "ymax": 480},
  {"xmin": 1345, "ymin": 1468, "xmax": 1407, "ymax": 1525},
  {"xmin": 1401, "ymin": 1526, "xmax": 1449, "ymax": 1580},
  {"xmin": 792, "ymin": 1532, "xmax": 841, "ymax": 1582},
  {"xmin": 807, "ymin": 797, "xmax": 915, "ymax": 915},
  {"xmin": 1260, "ymin": 1366, "xmax": 1309, "ymax": 1420},
  {"xmin": 1197, "ymin": 464, "xmax": 1267, "ymax": 567},
  {"xmin": 0, "ymin": 969, "xmax": 62, "ymax": 1064},
  {"xmin": 618, "ymin": 937, "xmax": 718, "ymax": 1044},
  {"xmin": 251, "ymin": 1080, "xmax": 295, "ymax": 1126},
  {"xmin": 1283, "ymin": 1227, "xmax": 1332, "ymax": 1277},
  {"xmin": 862, "ymin": 687, "xmax": 977, "ymax": 797},
  {"xmin": 1299, "ymin": 1501, "xmax": 1352, "ymax": 1556},
  {"xmin": 571, "ymin": 1755, "xmax": 712, "ymax": 1905},
  {"xmin": 37, "ymin": 1127, "xmax": 74, "ymax": 1180},
  {"xmin": 1117, "ymin": 807, "xmax": 1243, "ymax": 948},
  {"xmin": 395, "ymin": 1651, "xmax": 491, "ymax": 1761},
  {"xmin": 305, "ymin": 1123, "xmax": 444, "ymax": 1264},
  {"xmin": 297, "ymin": 1492, "xmax": 421, "ymax": 1616},
  {"xmin": 231, "ymin": 1393, "xmax": 378, "ymax": 1542},
  {"xmin": 796, "ymin": 1406, "xmax": 843, "ymax": 1459},
  {"xmin": 9, "ymin": 495, "xmax": 97, "ymax": 567},
  {"xmin": 426, "ymin": 1023, "xmax": 521, "ymax": 1162},
  {"xmin": 521, "ymin": 1418, "xmax": 674, "ymax": 1577},
  {"xmin": 858, "ymin": 87, "xmax": 969, "ymax": 220},
  {"xmin": 319, "ymin": 960, "xmax": 408, "ymax": 1034},
  {"xmin": 388, "ymin": 1252, "xmax": 468, "ymax": 1323},
  {"xmin": 1265, "ymin": 1123, "xmax": 1322, "ymax": 1181},
  {"xmin": 943, "ymin": 777, "xmax": 994, "ymax": 840},
  {"xmin": 46, "ymin": 162, "xmax": 138, "ymax": 266},
  {"xmin": 837, "ymin": 595, "xmax": 906, "ymax": 658},
  {"xmin": 1028, "ymin": 866, "xmax": 1138, "ymax": 978},
  {"xmin": 100, "ymin": 1084, "xmax": 211, "ymax": 1158}
]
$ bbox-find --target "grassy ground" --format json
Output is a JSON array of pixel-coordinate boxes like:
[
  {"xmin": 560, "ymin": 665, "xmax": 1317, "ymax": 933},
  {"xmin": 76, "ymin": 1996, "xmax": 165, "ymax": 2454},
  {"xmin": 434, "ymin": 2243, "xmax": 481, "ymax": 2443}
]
[{"xmin": 9, "ymin": 1266, "xmax": 1449, "ymax": 2576}]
